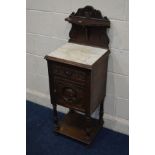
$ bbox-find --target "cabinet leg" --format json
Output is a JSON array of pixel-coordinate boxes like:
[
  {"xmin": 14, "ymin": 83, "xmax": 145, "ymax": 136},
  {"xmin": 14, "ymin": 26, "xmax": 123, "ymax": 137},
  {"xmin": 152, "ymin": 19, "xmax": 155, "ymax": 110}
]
[
  {"xmin": 69, "ymin": 109, "xmax": 74, "ymax": 114},
  {"xmin": 53, "ymin": 104, "xmax": 59, "ymax": 130},
  {"xmin": 99, "ymin": 100, "xmax": 104, "ymax": 125},
  {"xmin": 85, "ymin": 114, "xmax": 91, "ymax": 138}
]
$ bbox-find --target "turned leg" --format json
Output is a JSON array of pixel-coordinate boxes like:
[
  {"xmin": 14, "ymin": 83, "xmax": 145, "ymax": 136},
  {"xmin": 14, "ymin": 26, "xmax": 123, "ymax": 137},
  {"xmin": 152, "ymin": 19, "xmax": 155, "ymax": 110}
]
[
  {"xmin": 69, "ymin": 108, "xmax": 74, "ymax": 114},
  {"xmin": 53, "ymin": 103, "xmax": 59, "ymax": 130},
  {"xmin": 85, "ymin": 114, "xmax": 91, "ymax": 138},
  {"xmin": 99, "ymin": 99, "xmax": 104, "ymax": 125}
]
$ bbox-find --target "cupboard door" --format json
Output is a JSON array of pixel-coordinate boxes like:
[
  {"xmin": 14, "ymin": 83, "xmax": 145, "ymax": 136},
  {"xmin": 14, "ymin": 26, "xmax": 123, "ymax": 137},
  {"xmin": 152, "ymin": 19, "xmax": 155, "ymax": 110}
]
[{"xmin": 53, "ymin": 77, "xmax": 86, "ymax": 112}]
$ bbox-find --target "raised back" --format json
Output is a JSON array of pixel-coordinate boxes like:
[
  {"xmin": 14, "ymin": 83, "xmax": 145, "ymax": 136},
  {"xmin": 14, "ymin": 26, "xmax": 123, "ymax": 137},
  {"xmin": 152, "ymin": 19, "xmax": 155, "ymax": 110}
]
[{"xmin": 65, "ymin": 6, "xmax": 110, "ymax": 49}]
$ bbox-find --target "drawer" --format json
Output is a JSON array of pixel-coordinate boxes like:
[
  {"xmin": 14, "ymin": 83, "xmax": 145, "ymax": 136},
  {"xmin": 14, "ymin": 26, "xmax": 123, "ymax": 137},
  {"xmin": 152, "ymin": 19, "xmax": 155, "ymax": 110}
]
[
  {"xmin": 52, "ymin": 63, "xmax": 87, "ymax": 83},
  {"xmin": 53, "ymin": 77, "xmax": 86, "ymax": 112}
]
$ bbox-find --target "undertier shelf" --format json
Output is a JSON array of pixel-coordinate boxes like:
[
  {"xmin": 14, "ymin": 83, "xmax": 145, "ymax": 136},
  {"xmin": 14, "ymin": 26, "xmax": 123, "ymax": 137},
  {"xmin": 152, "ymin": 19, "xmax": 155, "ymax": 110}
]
[{"xmin": 55, "ymin": 111, "xmax": 103, "ymax": 144}]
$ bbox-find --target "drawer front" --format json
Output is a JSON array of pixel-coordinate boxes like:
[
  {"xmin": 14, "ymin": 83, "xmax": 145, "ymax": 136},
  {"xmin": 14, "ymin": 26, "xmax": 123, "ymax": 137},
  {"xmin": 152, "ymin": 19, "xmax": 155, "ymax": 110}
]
[
  {"xmin": 52, "ymin": 63, "xmax": 87, "ymax": 83},
  {"xmin": 53, "ymin": 77, "xmax": 86, "ymax": 112}
]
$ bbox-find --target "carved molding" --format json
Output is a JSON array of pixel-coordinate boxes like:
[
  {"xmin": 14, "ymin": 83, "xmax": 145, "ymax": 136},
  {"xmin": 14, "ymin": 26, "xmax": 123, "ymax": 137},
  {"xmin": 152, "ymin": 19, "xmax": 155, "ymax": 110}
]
[
  {"xmin": 65, "ymin": 6, "xmax": 110, "ymax": 49},
  {"xmin": 72, "ymin": 6, "xmax": 108, "ymax": 20}
]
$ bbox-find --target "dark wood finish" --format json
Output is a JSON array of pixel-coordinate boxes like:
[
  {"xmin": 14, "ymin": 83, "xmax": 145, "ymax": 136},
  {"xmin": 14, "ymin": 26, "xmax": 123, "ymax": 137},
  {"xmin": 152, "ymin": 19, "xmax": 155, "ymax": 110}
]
[
  {"xmin": 45, "ymin": 6, "xmax": 110, "ymax": 144},
  {"xmin": 53, "ymin": 104, "xmax": 59, "ymax": 130},
  {"xmin": 90, "ymin": 50, "xmax": 110, "ymax": 114},
  {"xmin": 46, "ymin": 52, "xmax": 109, "ymax": 144},
  {"xmin": 65, "ymin": 6, "xmax": 110, "ymax": 48},
  {"xmin": 55, "ymin": 110, "xmax": 102, "ymax": 144},
  {"xmin": 47, "ymin": 61, "xmax": 91, "ymax": 113},
  {"xmin": 99, "ymin": 100, "xmax": 104, "ymax": 125}
]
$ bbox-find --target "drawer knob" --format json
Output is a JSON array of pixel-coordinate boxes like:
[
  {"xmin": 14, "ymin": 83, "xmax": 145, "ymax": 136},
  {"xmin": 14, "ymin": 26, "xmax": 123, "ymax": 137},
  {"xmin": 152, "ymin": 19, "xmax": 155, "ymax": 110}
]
[{"xmin": 65, "ymin": 70, "xmax": 72, "ymax": 76}]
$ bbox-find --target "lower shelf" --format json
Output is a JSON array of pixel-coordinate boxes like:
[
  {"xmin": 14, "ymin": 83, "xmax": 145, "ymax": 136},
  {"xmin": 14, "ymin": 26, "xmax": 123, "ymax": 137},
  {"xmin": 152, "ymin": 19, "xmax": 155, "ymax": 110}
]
[{"xmin": 55, "ymin": 111, "xmax": 102, "ymax": 144}]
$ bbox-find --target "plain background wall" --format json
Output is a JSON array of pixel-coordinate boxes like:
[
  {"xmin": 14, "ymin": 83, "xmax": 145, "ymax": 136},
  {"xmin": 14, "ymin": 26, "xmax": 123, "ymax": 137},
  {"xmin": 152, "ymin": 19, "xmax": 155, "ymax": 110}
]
[{"xmin": 26, "ymin": 0, "xmax": 129, "ymax": 134}]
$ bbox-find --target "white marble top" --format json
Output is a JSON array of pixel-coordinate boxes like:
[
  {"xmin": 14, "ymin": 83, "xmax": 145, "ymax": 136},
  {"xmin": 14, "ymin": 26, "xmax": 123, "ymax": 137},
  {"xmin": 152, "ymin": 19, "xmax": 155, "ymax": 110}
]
[{"xmin": 47, "ymin": 43, "xmax": 108, "ymax": 66}]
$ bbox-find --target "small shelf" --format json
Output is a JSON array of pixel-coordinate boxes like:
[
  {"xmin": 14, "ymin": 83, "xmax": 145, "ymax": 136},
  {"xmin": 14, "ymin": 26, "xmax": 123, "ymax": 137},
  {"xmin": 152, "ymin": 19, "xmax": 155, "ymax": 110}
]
[
  {"xmin": 55, "ymin": 111, "xmax": 103, "ymax": 144},
  {"xmin": 65, "ymin": 16, "xmax": 110, "ymax": 27},
  {"xmin": 65, "ymin": 6, "xmax": 110, "ymax": 48}
]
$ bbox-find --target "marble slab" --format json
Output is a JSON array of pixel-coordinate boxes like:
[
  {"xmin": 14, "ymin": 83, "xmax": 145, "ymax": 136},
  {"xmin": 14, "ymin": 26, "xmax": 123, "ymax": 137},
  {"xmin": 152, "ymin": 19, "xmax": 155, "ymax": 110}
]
[{"xmin": 47, "ymin": 43, "xmax": 108, "ymax": 66}]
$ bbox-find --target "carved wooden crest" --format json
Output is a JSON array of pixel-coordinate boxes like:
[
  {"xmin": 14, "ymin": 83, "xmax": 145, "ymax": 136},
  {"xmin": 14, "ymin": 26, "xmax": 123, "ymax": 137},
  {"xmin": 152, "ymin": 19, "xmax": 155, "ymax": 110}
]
[{"xmin": 65, "ymin": 6, "xmax": 110, "ymax": 49}]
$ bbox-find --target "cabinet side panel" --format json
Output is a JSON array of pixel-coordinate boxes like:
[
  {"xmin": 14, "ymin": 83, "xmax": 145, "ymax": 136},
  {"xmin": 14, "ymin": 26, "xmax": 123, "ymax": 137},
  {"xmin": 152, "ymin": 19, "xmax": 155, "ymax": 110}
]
[{"xmin": 90, "ymin": 51, "xmax": 110, "ymax": 114}]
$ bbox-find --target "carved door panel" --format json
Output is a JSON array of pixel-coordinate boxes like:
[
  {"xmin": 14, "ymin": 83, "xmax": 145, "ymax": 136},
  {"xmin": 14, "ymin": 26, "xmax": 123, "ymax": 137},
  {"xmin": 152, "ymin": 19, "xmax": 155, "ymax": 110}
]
[{"xmin": 53, "ymin": 77, "xmax": 86, "ymax": 112}]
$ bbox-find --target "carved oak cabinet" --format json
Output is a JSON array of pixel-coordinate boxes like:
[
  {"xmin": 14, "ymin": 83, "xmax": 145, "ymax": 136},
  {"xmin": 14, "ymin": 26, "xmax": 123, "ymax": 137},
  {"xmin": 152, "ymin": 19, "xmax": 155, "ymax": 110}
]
[{"xmin": 45, "ymin": 6, "xmax": 110, "ymax": 144}]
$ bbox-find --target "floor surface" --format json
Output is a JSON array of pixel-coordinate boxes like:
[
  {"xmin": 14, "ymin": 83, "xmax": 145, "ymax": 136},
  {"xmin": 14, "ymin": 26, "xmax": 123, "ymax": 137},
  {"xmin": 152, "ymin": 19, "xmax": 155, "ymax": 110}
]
[{"xmin": 26, "ymin": 100, "xmax": 129, "ymax": 155}]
